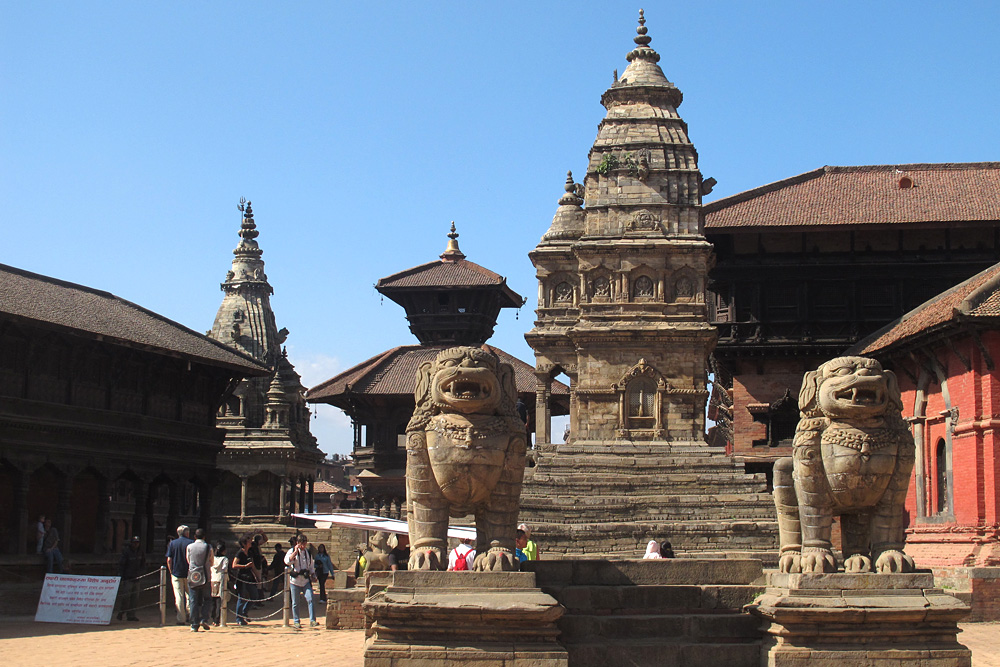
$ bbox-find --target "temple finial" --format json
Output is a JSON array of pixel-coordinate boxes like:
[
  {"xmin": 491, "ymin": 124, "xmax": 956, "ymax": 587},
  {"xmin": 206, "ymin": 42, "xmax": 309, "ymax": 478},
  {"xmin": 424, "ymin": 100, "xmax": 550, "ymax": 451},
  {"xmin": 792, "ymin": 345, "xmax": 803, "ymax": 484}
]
[
  {"xmin": 234, "ymin": 197, "xmax": 262, "ymax": 258},
  {"xmin": 635, "ymin": 9, "xmax": 651, "ymax": 47},
  {"xmin": 440, "ymin": 221, "xmax": 466, "ymax": 262},
  {"xmin": 559, "ymin": 171, "xmax": 584, "ymax": 206},
  {"xmin": 626, "ymin": 8, "xmax": 659, "ymax": 63}
]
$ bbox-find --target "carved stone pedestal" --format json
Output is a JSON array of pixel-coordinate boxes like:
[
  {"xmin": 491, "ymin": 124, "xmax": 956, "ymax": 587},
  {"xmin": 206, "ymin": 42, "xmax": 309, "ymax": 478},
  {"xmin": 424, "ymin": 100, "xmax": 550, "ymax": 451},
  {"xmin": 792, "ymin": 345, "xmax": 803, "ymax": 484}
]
[
  {"xmin": 747, "ymin": 572, "xmax": 972, "ymax": 667},
  {"xmin": 363, "ymin": 571, "xmax": 567, "ymax": 667}
]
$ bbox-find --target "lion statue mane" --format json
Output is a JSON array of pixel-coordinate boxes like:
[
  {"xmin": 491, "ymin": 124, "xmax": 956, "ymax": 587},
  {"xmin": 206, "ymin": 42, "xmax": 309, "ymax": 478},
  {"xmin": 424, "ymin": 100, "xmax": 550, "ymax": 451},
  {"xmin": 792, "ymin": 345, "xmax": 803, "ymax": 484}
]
[
  {"xmin": 404, "ymin": 346, "xmax": 528, "ymax": 572},
  {"xmin": 773, "ymin": 356, "xmax": 915, "ymax": 574}
]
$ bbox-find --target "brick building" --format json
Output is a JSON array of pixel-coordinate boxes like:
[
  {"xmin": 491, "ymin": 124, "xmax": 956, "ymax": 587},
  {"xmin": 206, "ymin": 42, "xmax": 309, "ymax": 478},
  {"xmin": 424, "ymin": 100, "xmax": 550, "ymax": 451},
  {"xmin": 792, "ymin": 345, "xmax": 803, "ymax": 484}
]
[
  {"xmin": 705, "ymin": 163, "xmax": 1000, "ymax": 483},
  {"xmin": 850, "ymin": 263, "xmax": 1000, "ymax": 619}
]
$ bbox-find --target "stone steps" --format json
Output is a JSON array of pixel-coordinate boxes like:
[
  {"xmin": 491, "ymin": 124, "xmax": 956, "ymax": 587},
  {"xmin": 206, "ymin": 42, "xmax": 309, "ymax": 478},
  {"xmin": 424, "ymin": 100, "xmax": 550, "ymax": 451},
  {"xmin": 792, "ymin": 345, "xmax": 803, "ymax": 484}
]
[{"xmin": 564, "ymin": 639, "xmax": 760, "ymax": 667}]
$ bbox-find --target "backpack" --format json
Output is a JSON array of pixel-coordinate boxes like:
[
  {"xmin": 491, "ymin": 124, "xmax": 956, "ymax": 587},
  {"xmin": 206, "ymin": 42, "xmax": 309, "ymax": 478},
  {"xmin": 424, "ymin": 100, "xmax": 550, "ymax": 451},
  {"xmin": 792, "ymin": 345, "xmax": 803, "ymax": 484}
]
[{"xmin": 453, "ymin": 547, "xmax": 475, "ymax": 571}]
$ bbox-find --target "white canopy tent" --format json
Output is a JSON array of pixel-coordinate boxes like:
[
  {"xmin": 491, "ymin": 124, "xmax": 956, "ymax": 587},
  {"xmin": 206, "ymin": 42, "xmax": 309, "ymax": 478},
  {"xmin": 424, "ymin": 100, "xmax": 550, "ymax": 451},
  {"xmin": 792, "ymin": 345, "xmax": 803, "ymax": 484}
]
[{"xmin": 291, "ymin": 512, "xmax": 476, "ymax": 540}]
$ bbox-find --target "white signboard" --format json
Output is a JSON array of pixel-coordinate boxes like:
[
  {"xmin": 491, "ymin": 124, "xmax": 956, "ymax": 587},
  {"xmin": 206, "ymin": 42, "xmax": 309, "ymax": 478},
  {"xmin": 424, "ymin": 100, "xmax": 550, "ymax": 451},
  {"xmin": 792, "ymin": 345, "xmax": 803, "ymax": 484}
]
[{"xmin": 35, "ymin": 574, "xmax": 121, "ymax": 625}]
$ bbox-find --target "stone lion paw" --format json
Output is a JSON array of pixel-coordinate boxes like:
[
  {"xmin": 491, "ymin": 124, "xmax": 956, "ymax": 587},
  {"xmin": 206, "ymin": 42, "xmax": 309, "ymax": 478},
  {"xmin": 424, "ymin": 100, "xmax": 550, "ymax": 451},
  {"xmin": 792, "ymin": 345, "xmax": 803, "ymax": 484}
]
[
  {"xmin": 407, "ymin": 548, "xmax": 443, "ymax": 571},
  {"xmin": 799, "ymin": 549, "xmax": 837, "ymax": 573},
  {"xmin": 778, "ymin": 551, "xmax": 802, "ymax": 573},
  {"xmin": 843, "ymin": 554, "xmax": 872, "ymax": 573},
  {"xmin": 474, "ymin": 548, "xmax": 518, "ymax": 572},
  {"xmin": 875, "ymin": 550, "xmax": 914, "ymax": 573}
]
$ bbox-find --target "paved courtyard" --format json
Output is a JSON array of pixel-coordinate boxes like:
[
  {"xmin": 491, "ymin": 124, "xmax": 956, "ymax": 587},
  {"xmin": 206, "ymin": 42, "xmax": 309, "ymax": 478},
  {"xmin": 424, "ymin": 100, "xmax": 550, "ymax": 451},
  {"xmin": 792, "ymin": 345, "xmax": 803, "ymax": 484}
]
[{"xmin": 0, "ymin": 616, "xmax": 996, "ymax": 666}]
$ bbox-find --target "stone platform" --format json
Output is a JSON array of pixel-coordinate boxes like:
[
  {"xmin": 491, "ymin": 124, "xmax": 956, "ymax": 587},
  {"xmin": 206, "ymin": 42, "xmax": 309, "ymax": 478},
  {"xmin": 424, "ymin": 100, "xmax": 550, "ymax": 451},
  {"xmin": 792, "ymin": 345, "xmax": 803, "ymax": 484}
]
[
  {"xmin": 362, "ymin": 570, "xmax": 567, "ymax": 667},
  {"xmin": 747, "ymin": 572, "xmax": 972, "ymax": 666},
  {"xmin": 525, "ymin": 558, "xmax": 766, "ymax": 667}
]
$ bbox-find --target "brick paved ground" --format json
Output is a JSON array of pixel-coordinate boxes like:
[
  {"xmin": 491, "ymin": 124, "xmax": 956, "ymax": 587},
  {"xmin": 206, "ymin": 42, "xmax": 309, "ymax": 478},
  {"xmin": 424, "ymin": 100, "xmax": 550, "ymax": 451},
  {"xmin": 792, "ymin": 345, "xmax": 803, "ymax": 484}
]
[{"xmin": 0, "ymin": 618, "xmax": 997, "ymax": 666}]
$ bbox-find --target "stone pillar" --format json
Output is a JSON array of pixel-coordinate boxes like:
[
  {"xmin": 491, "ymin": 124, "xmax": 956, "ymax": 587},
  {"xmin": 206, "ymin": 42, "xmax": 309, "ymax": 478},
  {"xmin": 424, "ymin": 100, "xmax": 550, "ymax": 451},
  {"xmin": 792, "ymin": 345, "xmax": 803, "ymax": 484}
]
[
  {"xmin": 57, "ymin": 483, "xmax": 72, "ymax": 557},
  {"xmin": 94, "ymin": 475, "xmax": 111, "ymax": 554},
  {"xmin": 239, "ymin": 475, "xmax": 248, "ymax": 522},
  {"xmin": 12, "ymin": 470, "xmax": 29, "ymax": 555},
  {"xmin": 132, "ymin": 481, "xmax": 148, "ymax": 547},
  {"xmin": 535, "ymin": 374, "xmax": 552, "ymax": 447},
  {"xmin": 278, "ymin": 476, "xmax": 288, "ymax": 519}
]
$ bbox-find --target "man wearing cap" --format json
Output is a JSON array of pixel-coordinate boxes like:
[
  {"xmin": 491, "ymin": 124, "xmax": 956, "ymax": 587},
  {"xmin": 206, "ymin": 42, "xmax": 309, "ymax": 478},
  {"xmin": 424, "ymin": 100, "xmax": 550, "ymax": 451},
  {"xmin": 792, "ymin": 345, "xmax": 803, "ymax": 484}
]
[
  {"xmin": 165, "ymin": 525, "xmax": 193, "ymax": 625},
  {"xmin": 116, "ymin": 536, "xmax": 146, "ymax": 621}
]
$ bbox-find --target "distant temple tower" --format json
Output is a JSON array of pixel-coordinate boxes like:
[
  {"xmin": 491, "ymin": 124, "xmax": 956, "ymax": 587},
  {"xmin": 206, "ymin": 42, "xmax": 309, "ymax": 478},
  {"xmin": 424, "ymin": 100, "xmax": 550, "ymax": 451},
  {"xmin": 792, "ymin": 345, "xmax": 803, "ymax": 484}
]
[
  {"xmin": 307, "ymin": 226, "xmax": 568, "ymax": 514},
  {"xmin": 208, "ymin": 201, "xmax": 323, "ymax": 524},
  {"xmin": 522, "ymin": 12, "xmax": 777, "ymax": 558}
]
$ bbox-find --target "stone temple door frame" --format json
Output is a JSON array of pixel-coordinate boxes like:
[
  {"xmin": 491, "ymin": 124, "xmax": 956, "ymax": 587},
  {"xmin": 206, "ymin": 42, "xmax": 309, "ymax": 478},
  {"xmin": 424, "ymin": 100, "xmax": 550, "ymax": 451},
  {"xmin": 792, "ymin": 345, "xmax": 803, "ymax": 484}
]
[{"xmin": 534, "ymin": 363, "xmax": 574, "ymax": 448}]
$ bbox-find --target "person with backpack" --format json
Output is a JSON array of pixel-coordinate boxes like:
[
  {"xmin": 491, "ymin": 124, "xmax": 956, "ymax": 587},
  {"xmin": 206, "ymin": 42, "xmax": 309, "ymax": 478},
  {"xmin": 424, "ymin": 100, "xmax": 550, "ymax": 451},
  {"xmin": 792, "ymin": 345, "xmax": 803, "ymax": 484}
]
[
  {"xmin": 185, "ymin": 528, "xmax": 214, "ymax": 632},
  {"xmin": 448, "ymin": 539, "xmax": 476, "ymax": 571}
]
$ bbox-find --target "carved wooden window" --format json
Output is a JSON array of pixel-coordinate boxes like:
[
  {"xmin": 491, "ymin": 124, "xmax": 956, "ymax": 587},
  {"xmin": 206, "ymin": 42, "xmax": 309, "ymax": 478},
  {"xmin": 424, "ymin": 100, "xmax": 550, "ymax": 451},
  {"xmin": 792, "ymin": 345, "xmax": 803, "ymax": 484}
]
[{"xmin": 633, "ymin": 275, "xmax": 654, "ymax": 298}]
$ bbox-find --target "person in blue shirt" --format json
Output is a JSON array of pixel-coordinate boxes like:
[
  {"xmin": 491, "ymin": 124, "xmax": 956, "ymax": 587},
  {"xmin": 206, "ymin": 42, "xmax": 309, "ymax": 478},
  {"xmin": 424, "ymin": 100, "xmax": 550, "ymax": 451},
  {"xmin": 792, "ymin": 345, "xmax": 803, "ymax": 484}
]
[
  {"xmin": 515, "ymin": 529, "xmax": 528, "ymax": 563},
  {"xmin": 165, "ymin": 525, "xmax": 193, "ymax": 625}
]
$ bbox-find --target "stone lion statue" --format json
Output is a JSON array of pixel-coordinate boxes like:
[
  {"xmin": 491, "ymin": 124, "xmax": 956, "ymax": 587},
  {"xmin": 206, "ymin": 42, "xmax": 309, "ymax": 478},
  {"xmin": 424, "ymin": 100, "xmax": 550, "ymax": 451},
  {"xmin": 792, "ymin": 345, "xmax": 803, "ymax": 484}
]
[
  {"xmin": 360, "ymin": 531, "xmax": 398, "ymax": 572},
  {"xmin": 405, "ymin": 346, "xmax": 527, "ymax": 571},
  {"xmin": 774, "ymin": 356, "xmax": 915, "ymax": 574}
]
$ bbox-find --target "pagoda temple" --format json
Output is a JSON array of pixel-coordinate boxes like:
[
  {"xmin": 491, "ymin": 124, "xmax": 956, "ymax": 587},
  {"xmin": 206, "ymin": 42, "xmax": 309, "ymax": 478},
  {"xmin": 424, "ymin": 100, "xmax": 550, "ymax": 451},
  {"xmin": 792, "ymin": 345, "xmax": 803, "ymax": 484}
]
[
  {"xmin": 307, "ymin": 225, "xmax": 569, "ymax": 515},
  {"xmin": 521, "ymin": 12, "xmax": 778, "ymax": 559},
  {"xmin": 207, "ymin": 201, "xmax": 324, "ymax": 524}
]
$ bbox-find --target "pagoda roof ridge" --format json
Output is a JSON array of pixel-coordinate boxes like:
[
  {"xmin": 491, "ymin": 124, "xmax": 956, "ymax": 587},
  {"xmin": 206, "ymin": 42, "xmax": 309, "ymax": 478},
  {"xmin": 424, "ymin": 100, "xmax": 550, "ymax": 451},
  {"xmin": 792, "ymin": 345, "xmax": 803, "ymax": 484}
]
[{"xmin": 0, "ymin": 262, "xmax": 268, "ymax": 374}]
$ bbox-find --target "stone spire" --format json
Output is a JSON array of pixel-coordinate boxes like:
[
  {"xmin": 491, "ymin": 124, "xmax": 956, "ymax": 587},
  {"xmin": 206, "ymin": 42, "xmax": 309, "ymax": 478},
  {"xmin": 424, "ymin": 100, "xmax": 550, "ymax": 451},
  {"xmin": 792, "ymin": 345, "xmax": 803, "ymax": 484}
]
[
  {"xmin": 209, "ymin": 199, "xmax": 282, "ymax": 365},
  {"xmin": 439, "ymin": 222, "xmax": 466, "ymax": 262},
  {"xmin": 539, "ymin": 171, "xmax": 585, "ymax": 244},
  {"xmin": 263, "ymin": 367, "xmax": 289, "ymax": 430}
]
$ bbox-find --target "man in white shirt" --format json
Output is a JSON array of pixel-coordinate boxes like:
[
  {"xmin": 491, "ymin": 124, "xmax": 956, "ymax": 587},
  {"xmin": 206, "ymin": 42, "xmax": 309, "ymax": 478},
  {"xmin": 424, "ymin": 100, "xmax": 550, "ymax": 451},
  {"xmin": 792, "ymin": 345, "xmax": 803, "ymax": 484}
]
[{"xmin": 284, "ymin": 534, "xmax": 317, "ymax": 629}]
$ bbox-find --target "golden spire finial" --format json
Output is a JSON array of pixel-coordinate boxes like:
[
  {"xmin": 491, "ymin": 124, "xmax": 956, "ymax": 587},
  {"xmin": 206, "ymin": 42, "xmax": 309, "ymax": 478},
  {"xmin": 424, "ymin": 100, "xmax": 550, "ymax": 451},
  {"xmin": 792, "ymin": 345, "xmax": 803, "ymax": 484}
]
[{"xmin": 440, "ymin": 221, "xmax": 466, "ymax": 262}]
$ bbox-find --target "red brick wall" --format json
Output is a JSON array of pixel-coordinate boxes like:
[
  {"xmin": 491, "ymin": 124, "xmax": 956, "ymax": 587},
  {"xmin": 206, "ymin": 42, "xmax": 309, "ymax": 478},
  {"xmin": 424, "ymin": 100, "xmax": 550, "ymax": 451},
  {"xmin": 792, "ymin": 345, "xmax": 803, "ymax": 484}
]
[{"xmin": 731, "ymin": 358, "xmax": 822, "ymax": 459}]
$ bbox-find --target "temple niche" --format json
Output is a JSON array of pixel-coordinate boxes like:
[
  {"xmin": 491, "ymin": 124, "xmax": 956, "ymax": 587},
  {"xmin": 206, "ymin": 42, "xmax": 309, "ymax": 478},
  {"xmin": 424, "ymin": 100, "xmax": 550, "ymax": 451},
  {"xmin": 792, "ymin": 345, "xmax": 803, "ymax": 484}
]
[
  {"xmin": 207, "ymin": 201, "xmax": 324, "ymax": 524},
  {"xmin": 307, "ymin": 226, "xmax": 569, "ymax": 515},
  {"xmin": 520, "ymin": 12, "xmax": 778, "ymax": 559}
]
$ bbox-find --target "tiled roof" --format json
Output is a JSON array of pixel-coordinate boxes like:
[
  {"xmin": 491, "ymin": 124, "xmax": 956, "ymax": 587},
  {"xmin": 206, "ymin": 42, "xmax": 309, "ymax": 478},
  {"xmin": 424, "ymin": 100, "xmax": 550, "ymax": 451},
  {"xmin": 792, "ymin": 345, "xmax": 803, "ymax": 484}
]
[
  {"xmin": 705, "ymin": 163, "xmax": 1000, "ymax": 230},
  {"xmin": 851, "ymin": 262, "xmax": 1000, "ymax": 355},
  {"xmin": 0, "ymin": 263, "xmax": 268, "ymax": 374},
  {"xmin": 378, "ymin": 259, "xmax": 507, "ymax": 289},
  {"xmin": 306, "ymin": 344, "xmax": 569, "ymax": 403}
]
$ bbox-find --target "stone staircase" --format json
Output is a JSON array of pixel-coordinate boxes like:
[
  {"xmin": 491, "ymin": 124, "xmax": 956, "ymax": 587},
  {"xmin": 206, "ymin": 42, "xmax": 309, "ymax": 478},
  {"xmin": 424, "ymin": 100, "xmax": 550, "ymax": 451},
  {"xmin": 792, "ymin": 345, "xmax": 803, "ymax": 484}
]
[
  {"xmin": 521, "ymin": 441, "xmax": 779, "ymax": 561},
  {"xmin": 524, "ymin": 559, "xmax": 765, "ymax": 667}
]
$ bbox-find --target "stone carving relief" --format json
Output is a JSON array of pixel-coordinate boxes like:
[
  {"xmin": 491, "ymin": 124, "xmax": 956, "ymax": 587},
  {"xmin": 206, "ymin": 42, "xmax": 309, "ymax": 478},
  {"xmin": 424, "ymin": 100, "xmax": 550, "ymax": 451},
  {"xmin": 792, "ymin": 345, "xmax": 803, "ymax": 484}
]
[
  {"xmin": 553, "ymin": 281, "xmax": 574, "ymax": 303},
  {"xmin": 405, "ymin": 347, "xmax": 528, "ymax": 571},
  {"xmin": 627, "ymin": 209, "xmax": 662, "ymax": 233},
  {"xmin": 592, "ymin": 276, "xmax": 611, "ymax": 298},
  {"xmin": 675, "ymin": 277, "xmax": 693, "ymax": 299},
  {"xmin": 773, "ymin": 356, "xmax": 915, "ymax": 574},
  {"xmin": 359, "ymin": 531, "xmax": 399, "ymax": 572},
  {"xmin": 633, "ymin": 275, "xmax": 655, "ymax": 298}
]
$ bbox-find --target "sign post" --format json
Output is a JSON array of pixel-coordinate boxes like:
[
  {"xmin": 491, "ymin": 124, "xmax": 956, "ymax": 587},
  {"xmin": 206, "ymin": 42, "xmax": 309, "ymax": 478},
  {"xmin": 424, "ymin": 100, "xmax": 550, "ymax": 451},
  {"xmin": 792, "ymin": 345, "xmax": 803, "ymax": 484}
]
[{"xmin": 35, "ymin": 574, "xmax": 121, "ymax": 625}]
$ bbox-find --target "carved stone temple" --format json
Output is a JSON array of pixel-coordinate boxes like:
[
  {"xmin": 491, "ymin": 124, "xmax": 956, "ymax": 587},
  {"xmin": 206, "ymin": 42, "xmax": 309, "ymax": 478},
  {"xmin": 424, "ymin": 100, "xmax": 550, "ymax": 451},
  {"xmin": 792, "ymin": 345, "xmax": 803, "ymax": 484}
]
[
  {"xmin": 521, "ymin": 12, "xmax": 778, "ymax": 558},
  {"xmin": 207, "ymin": 201, "xmax": 323, "ymax": 523}
]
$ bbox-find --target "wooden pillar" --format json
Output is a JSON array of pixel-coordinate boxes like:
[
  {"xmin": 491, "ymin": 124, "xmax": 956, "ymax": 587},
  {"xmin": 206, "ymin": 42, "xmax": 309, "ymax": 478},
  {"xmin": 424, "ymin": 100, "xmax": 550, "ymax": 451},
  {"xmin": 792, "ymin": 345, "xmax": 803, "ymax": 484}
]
[
  {"xmin": 12, "ymin": 470, "xmax": 29, "ymax": 555},
  {"xmin": 57, "ymin": 482, "xmax": 72, "ymax": 558},
  {"xmin": 166, "ymin": 482, "xmax": 179, "ymax": 540},
  {"xmin": 298, "ymin": 476, "xmax": 306, "ymax": 514},
  {"xmin": 94, "ymin": 475, "xmax": 111, "ymax": 554},
  {"xmin": 131, "ymin": 480, "xmax": 148, "ymax": 548},
  {"xmin": 307, "ymin": 477, "xmax": 315, "ymax": 513},
  {"xmin": 199, "ymin": 481, "xmax": 212, "ymax": 530}
]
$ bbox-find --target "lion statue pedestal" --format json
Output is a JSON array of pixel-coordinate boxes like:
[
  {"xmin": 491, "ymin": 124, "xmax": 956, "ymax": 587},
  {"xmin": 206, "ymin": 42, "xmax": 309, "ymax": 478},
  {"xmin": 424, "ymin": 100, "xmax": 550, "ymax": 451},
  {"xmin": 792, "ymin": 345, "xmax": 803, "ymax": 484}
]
[{"xmin": 749, "ymin": 357, "xmax": 971, "ymax": 666}]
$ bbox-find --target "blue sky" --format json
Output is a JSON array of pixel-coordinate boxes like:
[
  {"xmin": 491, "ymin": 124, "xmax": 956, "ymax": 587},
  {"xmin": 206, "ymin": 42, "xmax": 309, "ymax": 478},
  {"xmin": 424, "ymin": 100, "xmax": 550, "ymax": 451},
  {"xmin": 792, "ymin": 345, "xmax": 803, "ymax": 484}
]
[{"xmin": 3, "ymin": 3, "xmax": 998, "ymax": 455}]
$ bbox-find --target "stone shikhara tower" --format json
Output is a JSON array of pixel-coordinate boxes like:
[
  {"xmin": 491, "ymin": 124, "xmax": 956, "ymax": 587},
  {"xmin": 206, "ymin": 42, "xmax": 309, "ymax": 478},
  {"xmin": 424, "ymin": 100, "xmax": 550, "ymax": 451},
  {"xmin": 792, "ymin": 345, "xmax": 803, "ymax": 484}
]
[
  {"xmin": 209, "ymin": 201, "xmax": 322, "ymax": 522},
  {"xmin": 522, "ymin": 12, "xmax": 777, "ymax": 558}
]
